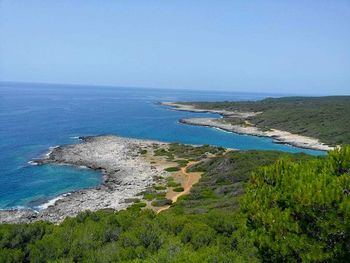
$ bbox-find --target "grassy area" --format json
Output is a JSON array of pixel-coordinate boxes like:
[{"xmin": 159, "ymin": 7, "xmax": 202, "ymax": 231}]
[
  {"xmin": 183, "ymin": 96, "xmax": 350, "ymax": 146},
  {"xmin": 166, "ymin": 177, "xmax": 181, "ymax": 188},
  {"xmin": 1, "ymin": 145, "xmax": 349, "ymax": 262},
  {"xmin": 156, "ymin": 143, "xmax": 226, "ymax": 161},
  {"xmin": 141, "ymin": 144, "xmax": 225, "ymax": 209},
  {"xmin": 141, "ymin": 191, "xmax": 166, "ymax": 201}
]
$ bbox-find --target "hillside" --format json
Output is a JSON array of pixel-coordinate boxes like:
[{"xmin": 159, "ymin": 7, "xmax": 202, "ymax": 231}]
[{"xmin": 1, "ymin": 145, "xmax": 349, "ymax": 262}]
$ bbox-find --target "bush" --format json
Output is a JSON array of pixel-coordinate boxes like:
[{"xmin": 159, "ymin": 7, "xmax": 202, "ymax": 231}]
[
  {"xmin": 0, "ymin": 248, "xmax": 24, "ymax": 263},
  {"xmin": 127, "ymin": 202, "xmax": 147, "ymax": 212},
  {"xmin": 175, "ymin": 159, "xmax": 189, "ymax": 167},
  {"xmin": 143, "ymin": 191, "xmax": 166, "ymax": 201},
  {"xmin": 164, "ymin": 167, "xmax": 180, "ymax": 172},
  {"xmin": 180, "ymin": 222, "xmax": 216, "ymax": 249},
  {"xmin": 173, "ymin": 187, "xmax": 184, "ymax": 192},
  {"xmin": 166, "ymin": 176, "xmax": 181, "ymax": 188},
  {"xmin": 167, "ymin": 181, "xmax": 181, "ymax": 188},
  {"xmin": 154, "ymin": 185, "xmax": 166, "ymax": 191},
  {"xmin": 139, "ymin": 149, "xmax": 147, "ymax": 155},
  {"xmin": 151, "ymin": 199, "xmax": 173, "ymax": 207}
]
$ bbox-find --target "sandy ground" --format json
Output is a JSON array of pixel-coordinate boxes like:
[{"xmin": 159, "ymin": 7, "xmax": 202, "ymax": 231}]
[
  {"xmin": 156, "ymin": 161, "xmax": 202, "ymax": 213},
  {"xmin": 140, "ymin": 146, "xmax": 204, "ymax": 213},
  {"xmin": 166, "ymin": 162, "xmax": 201, "ymax": 202}
]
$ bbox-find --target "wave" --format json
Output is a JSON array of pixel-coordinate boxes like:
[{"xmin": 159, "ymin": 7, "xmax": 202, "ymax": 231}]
[
  {"xmin": 27, "ymin": 160, "xmax": 38, "ymax": 166},
  {"xmin": 213, "ymin": 127, "xmax": 232, "ymax": 134},
  {"xmin": 26, "ymin": 145, "xmax": 60, "ymax": 167},
  {"xmin": 44, "ymin": 145, "xmax": 59, "ymax": 158},
  {"xmin": 36, "ymin": 193, "xmax": 70, "ymax": 210},
  {"xmin": 0, "ymin": 205, "xmax": 27, "ymax": 211}
]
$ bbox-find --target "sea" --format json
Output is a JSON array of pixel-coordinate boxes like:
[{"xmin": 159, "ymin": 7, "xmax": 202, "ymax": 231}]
[{"xmin": 0, "ymin": 82, "xmax": 324, "ymax": 209}]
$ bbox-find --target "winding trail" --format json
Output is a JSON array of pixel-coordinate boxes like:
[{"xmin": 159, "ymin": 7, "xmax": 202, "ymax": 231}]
[{"xmin": 157, "ymin": 161, "xmax": 202, "ymax": 213}]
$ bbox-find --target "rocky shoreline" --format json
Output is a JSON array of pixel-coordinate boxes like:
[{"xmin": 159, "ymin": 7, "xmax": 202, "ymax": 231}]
[
  {"xmin": 0, "ymin": 135, "xmax": 169, "ymax": 224},
  {"xmin": 162, "ymin": 102, "xmax": 333, "ymax": 151},
  {"xmin": 161, "ymin": 101, "xmax": 260, "ymax": 118}
]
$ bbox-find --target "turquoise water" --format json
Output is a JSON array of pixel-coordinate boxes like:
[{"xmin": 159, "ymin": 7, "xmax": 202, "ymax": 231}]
[{"xmin": 0, "ymin": 82, "xmax": 324, "ymax": 209}]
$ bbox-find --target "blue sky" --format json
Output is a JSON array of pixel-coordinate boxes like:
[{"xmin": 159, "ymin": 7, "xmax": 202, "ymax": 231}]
[{"xmin": 0, "ymin": 0, "xmax": 349, "ymax": 95}]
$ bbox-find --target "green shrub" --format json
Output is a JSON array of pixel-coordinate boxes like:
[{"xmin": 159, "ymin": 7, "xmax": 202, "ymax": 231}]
[
  {"xmin": 154, "ymin": 148, "xmax": 174, "ymax": 160},
  {"xmin": 175, "ymin": 159, "xmax": 189, "ymax": 167},
  {"xmin": 164, "ymin": 167, "xmax": 180, "ymax": 172},
  {"xmin": 0, "ymin": 248, "xmax": 24, "ymax": 263},
  {"xmin": 143, "ymin": 192, "xmax": 165, "ymax": 201},
  {"xmin": 151, "ymin": 199, "xmax": 173, "ymax": 207},
  {"xmin": 127, "ymin": 202, "xmax": 147, "ymax": 212},
  {"xmin": 173, "ymin": 187, "xmax": 184, "ymax": 192},
  {"xmin": 167, "ymin": 181, "xmax": 181, "ymax": 188},
  {"xmin": 139, "ymin": 149, "xmax": 147, "ymax": 155},
  {"xmin": 154, "ymin": 185, "xmax": 166, "ymax": 191},
  {"xmin": 180, "ymin": 222, "xmax": 216, "ymax": 249}
]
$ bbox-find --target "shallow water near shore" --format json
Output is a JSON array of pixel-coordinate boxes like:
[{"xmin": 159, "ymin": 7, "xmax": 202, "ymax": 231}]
[{"xmin": 0, "ymin": 82, "xmax": 325, "ymax": 209}]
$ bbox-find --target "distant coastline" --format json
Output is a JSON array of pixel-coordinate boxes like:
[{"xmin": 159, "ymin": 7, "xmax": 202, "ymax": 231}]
[{"xmin": 161, "ymin": 102, "xmax": 333, "ymax": 151}]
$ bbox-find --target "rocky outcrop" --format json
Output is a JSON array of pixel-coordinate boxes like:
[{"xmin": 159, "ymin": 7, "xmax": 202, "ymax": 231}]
[{"xmin": 0, "ymin": 135, "xmax": 168, "ymax": 224}]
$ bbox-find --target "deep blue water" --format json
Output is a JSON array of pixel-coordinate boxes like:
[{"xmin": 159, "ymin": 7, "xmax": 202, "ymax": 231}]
[{"xmin": 0, "ymin": 82, "xmax": 324, "ymax": 209}]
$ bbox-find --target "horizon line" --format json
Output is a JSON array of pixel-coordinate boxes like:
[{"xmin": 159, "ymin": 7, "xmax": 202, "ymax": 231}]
[{"xmin": 0, "ymin": 80, "xmax": 348, "ymax": 97}]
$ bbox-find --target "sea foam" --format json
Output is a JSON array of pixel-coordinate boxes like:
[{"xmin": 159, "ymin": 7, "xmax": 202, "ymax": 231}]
[{"xmin": 36, "ymin": 194, "xmax": 70, "ymax": 210}]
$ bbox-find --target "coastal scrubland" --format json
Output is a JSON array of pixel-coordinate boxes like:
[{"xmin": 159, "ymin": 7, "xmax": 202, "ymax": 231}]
[
  {"xmin": 1, "ymin": 144, "xmax": 349, "ymax": 262},
  {"xmin": 138, "ymin": 142, "xmax": 226, "ymax": 212},
  {"xmin": 179, "ymin": 96, "xmax": 350, "ymax": 146}
]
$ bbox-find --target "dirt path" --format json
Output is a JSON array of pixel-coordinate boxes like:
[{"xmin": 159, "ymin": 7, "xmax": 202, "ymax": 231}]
[{"xmin": 156, "ymin": 161, "xmax": 202, "ymax": 213}]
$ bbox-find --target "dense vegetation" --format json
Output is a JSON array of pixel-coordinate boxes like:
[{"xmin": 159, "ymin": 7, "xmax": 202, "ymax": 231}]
[
  {"xmin": 184, "ymin": 96, "xmax": 350, "ymax": 146},
  {"xmin": 242, "ymin": 147, "xmax": 350, "ymax": 261},
  {"xmin": 175, "ymin": 150, "xmax": 314, "ymax": 214},
  {"xmin": 1, "ymin": 146, "xmax": 349, "ymax": 262}
]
